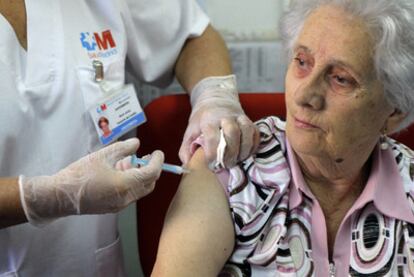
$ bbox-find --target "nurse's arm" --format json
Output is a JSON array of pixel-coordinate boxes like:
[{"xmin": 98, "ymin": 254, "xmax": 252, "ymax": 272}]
[
  {"xmin": 174, "ymin": 25, "xmax": 232, "ymax": 92},
  {"xmin": 0, "ymin": 178, "xmax": 27, "ymax": 228},
  {"xmin": 152, "ymin": 148, "xmax": 235, "ymax": 277}
]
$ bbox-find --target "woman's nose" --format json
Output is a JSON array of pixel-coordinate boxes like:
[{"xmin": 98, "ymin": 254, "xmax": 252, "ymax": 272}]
[{"xmin": 294, "ymin": 76, "xmax": 326, "ymax": 111}]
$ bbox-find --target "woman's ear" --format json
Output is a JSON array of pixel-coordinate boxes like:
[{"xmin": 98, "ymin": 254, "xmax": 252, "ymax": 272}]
[{"xmin": 385, "ymin": 109, "xmax": 408, "ymax": 134}]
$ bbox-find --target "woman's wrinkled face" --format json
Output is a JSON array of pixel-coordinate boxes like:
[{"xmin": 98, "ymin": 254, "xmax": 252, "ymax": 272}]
[{"xmin": 285, "ymin": 5, "xmax": 394, "ymax": 161}]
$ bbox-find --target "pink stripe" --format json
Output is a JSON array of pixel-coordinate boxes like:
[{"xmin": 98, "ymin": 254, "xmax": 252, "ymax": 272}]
[{"xmin": 252, "ymin": 162, "xmax": 289, "ymax": 174}]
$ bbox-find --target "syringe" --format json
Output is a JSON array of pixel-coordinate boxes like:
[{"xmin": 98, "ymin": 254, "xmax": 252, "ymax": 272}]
[{"xmin": 131, "ymin": 155, "xmax": 190, "ymax": 175}]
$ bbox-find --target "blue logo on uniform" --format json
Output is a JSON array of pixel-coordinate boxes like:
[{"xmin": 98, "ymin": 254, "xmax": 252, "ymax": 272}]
[
  {"xmin": 80, "ymin": 30, "xmax": 118, "ymax": 59},
  {"xmin": 80, "ymin": 32, "xmax": 97, "ymax": 51}
]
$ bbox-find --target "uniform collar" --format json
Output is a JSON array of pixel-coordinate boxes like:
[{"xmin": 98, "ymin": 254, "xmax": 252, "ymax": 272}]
[{"xmin": 286, "ymin": 139, "xmax": 414, "ymax": 224}]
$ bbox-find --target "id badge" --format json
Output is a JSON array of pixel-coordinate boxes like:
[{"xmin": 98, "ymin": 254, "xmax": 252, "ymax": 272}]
[{"xmin": 89, "ymin": 84, "xmax": 146, "ymax": 145}]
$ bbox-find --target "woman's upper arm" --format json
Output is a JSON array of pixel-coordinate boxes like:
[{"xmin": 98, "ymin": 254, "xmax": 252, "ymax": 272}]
[{"xmin": 152, "ymin": 148, "xmax": 235, "ymax": 277}]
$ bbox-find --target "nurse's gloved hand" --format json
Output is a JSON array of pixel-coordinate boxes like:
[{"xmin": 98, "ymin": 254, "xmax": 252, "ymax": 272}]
[
  {"xmin": 19, "ymin": 138, "xmax": 164, "ymax": 226},
  {"xmin": 179, "ymin": 75, "xmax": 260, "ymax": 170}
]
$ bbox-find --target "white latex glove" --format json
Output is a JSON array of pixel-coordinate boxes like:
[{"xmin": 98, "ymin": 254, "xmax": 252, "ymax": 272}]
[
  {"xmin": 179, "ymin": 75, "xmax": 260, "ymax": 169},
  {"xmin": 19, "ymin": 138, "xmax": 164, "ymax": 226}
]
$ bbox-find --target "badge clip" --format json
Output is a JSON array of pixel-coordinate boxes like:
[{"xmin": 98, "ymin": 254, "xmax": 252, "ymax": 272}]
[{"xmin": 93, "ymin": 60, "xmax": 104, "ymax": 83}]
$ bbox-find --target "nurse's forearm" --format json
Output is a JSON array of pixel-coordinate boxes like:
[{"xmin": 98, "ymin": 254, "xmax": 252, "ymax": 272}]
[
  {"xmin": 0, "ymin": 177, "xmax": 27, "ymax": 228},
  {"xmin": 175, "ymin": 25, "xmax": 233, "ymax": 93}
]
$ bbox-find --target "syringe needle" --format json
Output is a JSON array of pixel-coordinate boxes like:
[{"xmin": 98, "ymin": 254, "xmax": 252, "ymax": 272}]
[{"xmin": 130, "ymin": 155, "xmax": 189, "ymax": 175}]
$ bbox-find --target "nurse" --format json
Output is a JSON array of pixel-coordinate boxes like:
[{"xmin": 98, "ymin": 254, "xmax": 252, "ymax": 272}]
[{"xmin": 0, "ymin": 0, "xmax": 258, "ymax": 276}]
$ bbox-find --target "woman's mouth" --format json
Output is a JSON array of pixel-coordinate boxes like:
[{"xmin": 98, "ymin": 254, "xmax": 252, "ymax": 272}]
[{"xmin": 294, "ymin": 117, "xmax": 319, "ymax": 129}]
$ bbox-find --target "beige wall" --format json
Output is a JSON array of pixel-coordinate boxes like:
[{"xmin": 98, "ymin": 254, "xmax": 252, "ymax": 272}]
[{"xmin": 205, "ymin": 0, "xmax": 289, "ymax": 41}]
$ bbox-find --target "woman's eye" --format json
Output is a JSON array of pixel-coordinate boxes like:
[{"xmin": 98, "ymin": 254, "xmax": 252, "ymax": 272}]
[
  {"xmin": 334, "ymin": 75, "xmax": 349, "ymax": 84},
  {"xmin": 328, "ymin": 72, "xmax": 360, "ymax": 96},
  {"xmin": 331, "ymin": 74, "xmax": 355, "ymax": 87},
  {"xmin": 294, "ymin": 57, "xmax": 306, "ymax": 66},
  {"xmin": 293, "ymin": 55, "xmax": 312, "ymax": 77}
]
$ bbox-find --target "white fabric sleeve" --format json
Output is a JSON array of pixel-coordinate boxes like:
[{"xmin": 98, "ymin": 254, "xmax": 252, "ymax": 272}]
[{"xmin": 120, "ymin": 0, "xmax": 210, "ymax": 88}]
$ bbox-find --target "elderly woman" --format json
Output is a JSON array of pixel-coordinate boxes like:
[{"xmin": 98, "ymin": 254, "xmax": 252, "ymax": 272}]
[{"xmin": 152, "ymin": 0, "xmax": 414, "ymax": 276}]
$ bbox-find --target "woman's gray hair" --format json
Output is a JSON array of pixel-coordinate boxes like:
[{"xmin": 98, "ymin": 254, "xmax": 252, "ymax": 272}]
[{"xmin": 281, "ymin": 0, "xmax": 414, "ymax": 132}]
